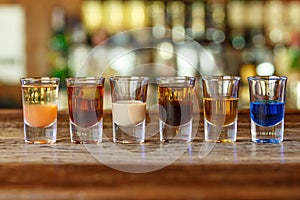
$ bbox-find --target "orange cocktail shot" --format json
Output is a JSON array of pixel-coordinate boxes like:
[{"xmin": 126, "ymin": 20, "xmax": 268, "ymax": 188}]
[
  {"xmin": 24, "ymin": 104, "xmax": 57, "ymax": 127},
  {"xmin": 20, "ymin": 77, "xmax": 60, "ymax": 144}
]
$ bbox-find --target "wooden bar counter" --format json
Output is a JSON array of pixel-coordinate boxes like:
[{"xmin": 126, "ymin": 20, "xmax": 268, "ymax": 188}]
[{"xmin": 0, "ymin": 109, "xmax": 299, "ymax": 200}]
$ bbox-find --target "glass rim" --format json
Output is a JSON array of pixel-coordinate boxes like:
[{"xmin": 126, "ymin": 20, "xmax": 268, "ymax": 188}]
[
  {"xmin": 202, "ymin": 75, "xmax": 240, "ymax": 81},
  {"xmin": 20, "ymin": 77, "xmax": 60, "ymax": 85},
  {"xmin": 65, "ymin": 77, "xmax": 105, "ymax": 81},
  {"xmin": 20, "ymin": 77, "xmax": 60, "ymax": 81},
  {"xmin": 65, "ymin": 77, "xmax": 105, "ymax": 85},
  {"xmin": 156, "ymin": 76, "xmax": 195, "ymax": 81},
  {"xmin": 156, "ymin": 76, "xmax": 196, "ymax": 87},
  {"xmin": 109, "ymin": 76, "xmax": 149, "ymax": 81},
  {"xmin": 247, "ymin": 75, "xmax": 287, "ymax": 81}
]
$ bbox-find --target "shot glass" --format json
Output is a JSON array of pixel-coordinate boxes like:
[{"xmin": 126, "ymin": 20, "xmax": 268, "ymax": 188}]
[
  {"xmin": 20, "ymin": 77, "xmax": 60, "ymax": 144},
  {"xmin": 202, "ymin": 76, "xmax": 240, "ymax": 143},
  {"xmin": 66, "ymin": 77, "xmax": 105, "ymax": 144},
  {"xmin": 156, "ymin": 76, "xmax": 196, "ymax": 143},
  {"xmin": 248, "ymin": 76, "xmax": 287, "ymax": 143},
  {"xmin": 110, "ymin": 76, "xmax": 149, "ymax": 144}
]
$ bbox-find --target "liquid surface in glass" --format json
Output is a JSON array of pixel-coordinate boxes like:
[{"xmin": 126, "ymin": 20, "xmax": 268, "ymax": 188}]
[
  {"xmin": 250, "ymin": 100, "xmax": 285, "ymax": 127},
  {"xmin": 203, "ymin": 97, "xmax": 238, "ymax": 126},
  {"xmin": 24, "ymin": 104, "xmax": 57, "ymax": 127},
  {"xmin": 67, "ymin": 84, "xmax": 104, "ymax": 128},
  {"xmin": 112, "ymin": 100, "xmax": 146, "ymax": 127},
  {"xmin": 158, "ymin": 85, "xmax": 194, "ymax": 126}
]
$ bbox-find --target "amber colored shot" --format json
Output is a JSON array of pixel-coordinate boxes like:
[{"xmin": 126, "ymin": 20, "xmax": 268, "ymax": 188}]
[
  {"xmin": 67, "ymin": 84, "xmax": 104, "ymax": 128},
  {"xmin": 66, "ymin": 77, "xmax": 105, "ymax": 144}
]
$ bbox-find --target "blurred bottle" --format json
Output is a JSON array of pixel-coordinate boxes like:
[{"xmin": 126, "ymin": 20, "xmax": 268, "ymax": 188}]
[
  {"xmin": 205, "ymin": 0, "xmax": 226, "ymax": 37},
  {"xmin": 123, "ymin": 0, "xmax": 147, "ymax": 30},
  {"xmin": 167, "ymin": 1, "xmax": 185, "ymax": 42},
  {"xmin": 189, "ymin": 1, "xmax": 205, "ymax": 42},
  {"xmin": 48, "ymin": 7, "xmax": 73, "ymax": 110},
  {"xmin": 286, "ymin": 1, "xmax": 300, "ymax": 79},
  {"xmin": 81, "ymin": 0, "xmax": 102, "ymax": 36},
  {"xmin": 247, "ymin": 1, "xmax": 273, "ymax": 76},
  {"xmin": 287, "ymin": 33, "xmax": 300, "ymax": 73},
  {"xmin": 48, "ymin": 6, "xmax": 72, "ymax": 89},
  {"xmin": 204, "ymin": 0, "xmax": 226, "ymax": 74},
  {"xmin": 284, "ymin": 32, "xmax": 300, "ymax": 109},
  {"xmin": 68, "ymin": 22, "xmax": 91, "ymax": 77},
  {"xmin": 150, "ymin": 1, "xmax": 166, "ymax": 38},
  {"xmin": 102, "ymin": 0, "xmax": 124, "ymax": 35},
  {"xmin": 227, "ymin": 0, "xmax": 246, "ymax": 51},
  {"xmin": 238, "ymin": 1, "xmax": 275, "ymax": 108}
]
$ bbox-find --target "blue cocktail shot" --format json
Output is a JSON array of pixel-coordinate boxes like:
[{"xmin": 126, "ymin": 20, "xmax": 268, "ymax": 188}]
[{"xmin": 248, "ymin": 76, "xmax": 287, "ymax": 143}]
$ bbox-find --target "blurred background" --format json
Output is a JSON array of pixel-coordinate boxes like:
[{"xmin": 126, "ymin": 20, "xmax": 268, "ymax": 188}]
[{"xmin": 0, "ymin": 0, "xmax": 300, "ymax": 110}]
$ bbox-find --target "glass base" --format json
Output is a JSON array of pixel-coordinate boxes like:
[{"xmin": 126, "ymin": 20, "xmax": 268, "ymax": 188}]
[
  {"xmin": 251, "ymin": 119, "xmax": 284, "ymax": 144},
  {"xmin": 70, "ymin": 119, "xmax": 103, "ymax": 144},
  {"xmin": 204, "ymin": 119, "xmax": 237, "ymax": 143},
  {"xmin": 252, "ymin": 138, "xmax": 282, "ymax": 143},
  {"xmin": 24, "ymin": 121, "xmax": 57, "ymax": 144},
  {"xmin": 113, "ymin": 121, "xmax": 145, "ymax": 144},
  {"xmin": 159, "ymin": 120, "xmax": 192, "ymax": 143}
]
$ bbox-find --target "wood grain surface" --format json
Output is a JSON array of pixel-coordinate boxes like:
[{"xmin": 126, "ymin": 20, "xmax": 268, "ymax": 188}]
[{"xmin": 0, "ymin": 109, "xmax": 299, "ymax": 200}]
